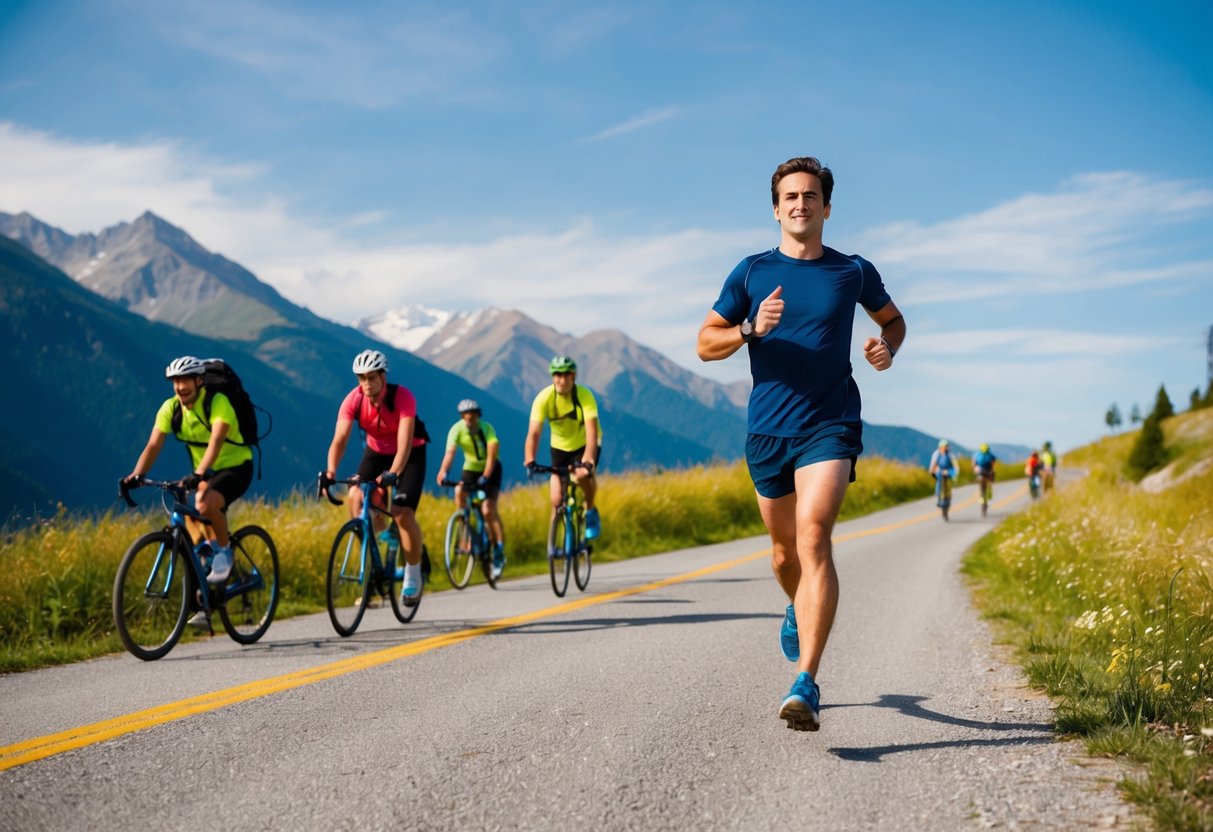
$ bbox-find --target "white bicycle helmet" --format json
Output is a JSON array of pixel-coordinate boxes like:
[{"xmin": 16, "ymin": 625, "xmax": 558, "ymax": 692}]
[
  {"xmin": 352, "ymin": 349, "xmax": 388, "ymax": 374},
  {"xmin": 165, "ymin": 355, "xmax": 206, "ymax": 378},
  {"xmin": 457, "ymin": 398, "xmax": 481, "ymax": 414}
]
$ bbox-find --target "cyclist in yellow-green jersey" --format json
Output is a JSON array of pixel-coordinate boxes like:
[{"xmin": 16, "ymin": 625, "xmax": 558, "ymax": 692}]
[
  {"xmin": 436, "ymin": 398, "xmax": 507, "ymax": 578},
  {"xmin": 122, "ymin": 356, "xmax": 254, "ymax": 593},
  {"xmin": 523, "ymin": 356, "xmax": 603, "ymax": 539}
]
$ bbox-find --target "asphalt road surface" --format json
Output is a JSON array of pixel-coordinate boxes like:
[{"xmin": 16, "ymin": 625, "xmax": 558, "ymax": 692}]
[{"xmin": 1, "ymin": 481, "xmax": 1133, "ymax": 830}]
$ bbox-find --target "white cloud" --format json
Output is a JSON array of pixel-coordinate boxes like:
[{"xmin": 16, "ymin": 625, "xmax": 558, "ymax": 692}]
[
  {"xmin": 859, "ymin": 171, "xmax": 1213, "ymax": 303},
  {"xmin": 583, "ymin": 106, "xmax": 682, "ymax": 142},
  {"xmin": 905, "ymin": 329, "xmax": 1180, "ymax": 358}
]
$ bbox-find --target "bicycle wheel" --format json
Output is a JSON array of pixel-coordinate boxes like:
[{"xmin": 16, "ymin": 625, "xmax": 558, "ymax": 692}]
[
  {"xmin": 112, "ymin": 530, "xmax": 189, "ymax": 661},
  {"xmin": 548, "ymin": 511, "xmax": 571, "ymax": 597},
  {"xmin": 444, "ymin": 511, "xmax": 475, "ymax": 589},
  {"xmin": 389, "ymin": 531, "xmax": 422, "ymax": 624},
  {"xmin": 218, "ymin": 525, "xmax": 280, "ymax": 644},
  {"xmin": 327, "ymin": 520, "xmax": 370, "ymax": 637},
  {"xmin": 573, "ymin": 509, "xmax": 591, "ymax": 591},
  {"xmin": 478, "ymin": 530, "xmax": 499, "ymax": 590}
]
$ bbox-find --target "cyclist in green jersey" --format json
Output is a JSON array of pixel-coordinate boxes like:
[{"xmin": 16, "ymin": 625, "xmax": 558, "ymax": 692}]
[
  {"xmin": 436, "ymin": 398, "xmax": 506, "ymax": 578},
  {"xmin": 523, "ymin": 356, "xmax": 603, "ymax": 539},
  {"xmin": 121, "ymin": 356, "xmax": 254, "ymax": 596}
]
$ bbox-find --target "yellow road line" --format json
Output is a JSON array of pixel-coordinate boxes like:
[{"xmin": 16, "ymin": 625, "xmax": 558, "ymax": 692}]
[{"xmin": 0, "ymin": 489, "xmax": 1018, "ymax": 771}]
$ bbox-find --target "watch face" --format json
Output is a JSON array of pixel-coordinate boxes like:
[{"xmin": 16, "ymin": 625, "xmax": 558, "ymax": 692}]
[{"xmin": 741, "ymin": 320, "xmax": 754, "ymax": 336}]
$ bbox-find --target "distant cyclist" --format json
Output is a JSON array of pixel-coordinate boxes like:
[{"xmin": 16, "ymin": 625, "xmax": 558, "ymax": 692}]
[
  {"xmin": 972, "ymin": 442, "xmax": 997, "ymax": 513},
  {"xmin": 523, "ymin": 356, "xmax": 602, "ymax": 539},
  {"xmin": 436, "ymin": 398, "xmax": 506, "ymax": 579},
  {"xmin": 1025, "ymin": 449, "xmax": 1044, "ymax": 499},
  {"xmin": 1041, "ymin": 441, "xmax": 1058, "ymax": 495},
  {"xmin": 928, "ymin": 439, "xmax": 958, "ymax": 509},
  {"xmin": 122, "ymin": 356, "xmax": 255, "ymax": 625},
  {"xmin": 324, "ymin": 349, "xmax": 426, "ymax": 607}
]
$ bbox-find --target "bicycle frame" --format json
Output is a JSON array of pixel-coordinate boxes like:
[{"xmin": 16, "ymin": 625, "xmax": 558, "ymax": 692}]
[{"xmin": 326, "ymin": 480, "xmax": 393, "ymax": 588}]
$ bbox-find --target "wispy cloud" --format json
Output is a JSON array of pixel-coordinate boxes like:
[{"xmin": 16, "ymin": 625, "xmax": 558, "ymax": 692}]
[
  {"xmin": 583, "ymin": 106, "xmax": 681, "ymax": 142},
  {"xmin": 153, "ymin": 1, "xmax": 505, "ymax": 109},
  {"xmin": 858, "ymin": 171, "xmax": 1213, "ymax": 303}
]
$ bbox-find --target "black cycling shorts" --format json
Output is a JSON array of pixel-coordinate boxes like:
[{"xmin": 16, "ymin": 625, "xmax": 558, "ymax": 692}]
[
  {"xmin": 206, "ymin": 460, "xmax": 253, "ymax": 510},
  {"xmin": 550, "ymin": 443, "xmax": 602, "ymax": 473},
  {"xmin": 356, "ymin": 445, "xmax": 427, "ymax": 511},
  {"xmin": 460, "ymin": 464, "xmax": 503, "ymax": 499}
]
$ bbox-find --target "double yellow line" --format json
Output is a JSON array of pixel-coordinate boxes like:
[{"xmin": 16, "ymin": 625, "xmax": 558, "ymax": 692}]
[{"xmin": 0, "ymin": 484, "xmax": 1026, "ymax": 771}]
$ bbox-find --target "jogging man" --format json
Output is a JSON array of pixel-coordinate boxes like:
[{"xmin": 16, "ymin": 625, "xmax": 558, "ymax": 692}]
[
  {"xmin": 697, "ymin": 156, "xmax": 905, "ymax": 732},
  {"xmin": 122, "ymin": 356, "xmax": 254, "ymax": 604},
  {"xmin": 436, "ymin": 398, "xmax": 506, "ymax": 579},
  {"xmin": 523, "ymin": 356, "xmax": 602, "ymax": 539},
  {"xmin": 325, "ymin": 349, "xmax": 426, "ymax": 606}
]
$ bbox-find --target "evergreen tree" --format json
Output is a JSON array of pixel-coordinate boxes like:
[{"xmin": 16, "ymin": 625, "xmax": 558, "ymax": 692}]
[
  {"xmin": 1151, "ymin": 384, "xmax": 1174, "ymax": 420},
  {"xmin": 1130, "ymin": 403, "xmax": 1142, "ymax": 424},
  {"xmin": 1126, "ymin": 414, "xmax": 1166, "ymax": 480},
  {"xmin": 1192, "ymin": 387, "xmax": 1203, "ymax": 411},
  {"xmin": 1105, "ymin": 403, "xmax": 1122, "ymax": 433}
]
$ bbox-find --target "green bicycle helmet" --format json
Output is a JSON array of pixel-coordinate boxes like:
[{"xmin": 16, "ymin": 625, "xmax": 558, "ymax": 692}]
[{"xmin": 549, "ymin": 355, "xmax": 577, "ymax": 374}]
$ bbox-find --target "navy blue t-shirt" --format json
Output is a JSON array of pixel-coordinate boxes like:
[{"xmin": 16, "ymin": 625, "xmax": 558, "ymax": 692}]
[{"xmin": 712, "ymin": 246, "xmax": 891, "ymax": 437}]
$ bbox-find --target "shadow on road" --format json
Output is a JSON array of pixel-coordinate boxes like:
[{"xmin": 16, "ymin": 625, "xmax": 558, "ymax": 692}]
[
  {"xmin": 824, "ymin": 693, "xmax": 1053, "ymax": 763},
  {"xmin": 504, "ymin": 611, "xmax": 778, "ymax": 635}
]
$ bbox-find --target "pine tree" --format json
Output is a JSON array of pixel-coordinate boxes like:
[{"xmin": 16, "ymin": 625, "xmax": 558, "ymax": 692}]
[
  {"xmin": 1126, "ymin": 414, "xmax": 1166, "ymax": 480},
  {"xmin": 1152, "ymin": 385, "xmax": 1174, "ymax": 420},
  {"xmin": 1191, "ymin": 387, "xmax": 1203, "ymax": 411},
  {"xmin": 1105, "ymin": 403, "xmax": 1122, "ymax": 433},
  {"xmin": 1130, "ymin": 403, "xmax": 1142, "ymax": 424}
]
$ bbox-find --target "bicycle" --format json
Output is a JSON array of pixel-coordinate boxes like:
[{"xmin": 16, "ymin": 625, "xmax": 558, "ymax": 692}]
[
  {"xmin": 1028, "ymin": 471, "xmax": 1042, "ymax": 500},
  {"xmin": 113, "ymin": 477, "xmax": 279, "ymax": 661},
  {"xmin": 529, "ymin": 463, "xmax": 592, "ymax": 597},
  {"xmin": 976, "ymin": 469, "xmax": 994, "ymax": 517},
  {"xmin": 934, "ymin": 470, "xmax": 954, "ymax": 522},
  {"xmin": 439, "ymin": 478, "xmax": 499, "ymax": 590},
  {"xmin": 318, "ymin": 473, "xmax": 423, "ymax": 636}
]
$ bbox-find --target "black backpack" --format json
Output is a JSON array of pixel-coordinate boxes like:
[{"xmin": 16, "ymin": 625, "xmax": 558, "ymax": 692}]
[
  {"xmin": 171, "ymin": 359, "xmax": 270, "ymax": 477},
  {"xmin": 353, "ymin": 383, "xmax": 431, "ymax": 446}
]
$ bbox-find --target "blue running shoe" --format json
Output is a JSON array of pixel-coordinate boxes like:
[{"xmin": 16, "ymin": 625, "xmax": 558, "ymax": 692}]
[
  {"xmin": 780, "ymin": 603, "xmax": 799, "ymax": 662},
  {"xmin": 778, "ymin": 671, "xmax": 821, "ymax": 732},
  {"xmin": 585, "ymin": 507, "xmax": 601, "ymax": 540}
]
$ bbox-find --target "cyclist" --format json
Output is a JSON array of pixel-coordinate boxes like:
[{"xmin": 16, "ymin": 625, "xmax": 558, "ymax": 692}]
[
  {"xmin": 1041, "ymin": 441, "xmax": 1058, "ymax": 495},
  {"xmin": 928, "ymin": 439, "xmax": 958, "ymax": 508},
  {"xmin": 436, "ymin": 398, "xmax": 506, "ymax": 579},
  {"xmin": 121, "ymin": 356, "xmax": 255, "ymax": 625},
  {"xmin": 973, "ymin": 442, "xmax": 997, "ymax": 506},
  {"xmin": 523, "ymin": 356, "xmax": 603, "ymax": 539},
  {"xmin": 1025, "ymin": 449, "xmax": 1044, "ymax": 498},
  {"xmin": 324, "ymin": 349, "xmax": 426, "ymax": 607}
]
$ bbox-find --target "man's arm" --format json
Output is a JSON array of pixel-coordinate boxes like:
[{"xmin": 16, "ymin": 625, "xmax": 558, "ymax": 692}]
[
  {"xmin": 436, "ymin": 446, "xmax": 457, "ymax": 486},
  {"xmin": 861, "ymin": 300, "xmax": 906, "ymax": 371},
  {"xmin": 195, "ymin": 420, "xmax": 230, "ymax": 474},
  {"xmin": 523, "ymin": 420, "xmax": 543, "ymax": 467},
  {"xmin": 326, "ymin": 419, "xmax": 354, "ymax": 476},
  {"xmin": 697, "ymin": 286, "xmax": 784, "ymax": 362},
  {"xmin": 582, "ymin": 417, "xmax": 599, "ymax": 467},
  {"xmin": 388, "ymin": 416, "xmax": 415, "ymax": 479},
  {"xmin": 128, "ymin": 428, "xmax": 169, "ymax": 479},
  {"xmin": 484, "ymin": 440, "xmax": 499, "ymax": 479}
]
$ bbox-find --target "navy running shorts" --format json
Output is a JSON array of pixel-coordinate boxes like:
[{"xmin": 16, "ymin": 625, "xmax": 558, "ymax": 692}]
[{"xmin": 745, "ymin": 421, "xmax": 862, "ymax": 499}]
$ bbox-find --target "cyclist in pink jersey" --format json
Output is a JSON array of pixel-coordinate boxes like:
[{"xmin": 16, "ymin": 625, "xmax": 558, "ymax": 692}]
[{"xmin": 324, "ymin": 350, "xmax": 428, "ymax": 605}]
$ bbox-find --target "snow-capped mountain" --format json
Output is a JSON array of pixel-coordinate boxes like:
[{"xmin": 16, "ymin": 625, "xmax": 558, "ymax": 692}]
[{"xmin": 353, "ymin": 304, "xmax": 456, "ymax": 353}]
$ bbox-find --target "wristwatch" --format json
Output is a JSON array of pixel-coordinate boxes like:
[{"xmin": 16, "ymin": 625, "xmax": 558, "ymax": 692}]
[
  {"xmin": 880, "ymin": 335, "xmax": 897, "ymax": 358},
  {"xmin": 740, "ymin": 320, "xmax": 755, "ymax": 343}
]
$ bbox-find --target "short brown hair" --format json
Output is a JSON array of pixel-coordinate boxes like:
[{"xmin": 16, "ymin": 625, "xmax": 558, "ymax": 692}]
[{"xmin": 771, "ymin": 157, "xmax": 834, "ymax": 207}]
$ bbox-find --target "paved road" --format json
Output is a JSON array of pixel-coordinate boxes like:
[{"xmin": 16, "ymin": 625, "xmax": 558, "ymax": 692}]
[{"xmin": 1, "ymin": 482, "xmax": 1131, "ymax": 830}]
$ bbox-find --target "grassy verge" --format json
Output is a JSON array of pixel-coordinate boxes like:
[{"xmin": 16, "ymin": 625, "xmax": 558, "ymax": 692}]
[
  {"xmin": 963, "ymin": 409, "xmax": 1213, "ymax": 830},
  {"xmin": 2, "ymin": 455, "xmax": 935, "ymax": 672}
]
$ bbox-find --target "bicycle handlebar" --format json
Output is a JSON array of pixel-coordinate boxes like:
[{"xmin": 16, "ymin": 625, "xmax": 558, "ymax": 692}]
[
  {"xmin": 527, "ymin": 461, "xmax": 590, "ymax": 480},
  {"xmin": 317, "ymin": 472, "xmax": 403, "ymax": 514},
  {"xmin": 117, "ymin": 476, "xmax": 212, "ymax": 524}
]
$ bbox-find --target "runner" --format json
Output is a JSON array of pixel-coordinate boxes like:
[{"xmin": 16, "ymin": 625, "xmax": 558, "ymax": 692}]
[{"xmin": 696, "ymin": 156, "xmax": 905, "ymax": 731}]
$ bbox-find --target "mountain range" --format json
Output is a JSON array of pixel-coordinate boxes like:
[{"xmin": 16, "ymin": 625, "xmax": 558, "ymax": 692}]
[{"xmin": 0, "ymin": 209, "xmax": 1030, "ymax": 518}]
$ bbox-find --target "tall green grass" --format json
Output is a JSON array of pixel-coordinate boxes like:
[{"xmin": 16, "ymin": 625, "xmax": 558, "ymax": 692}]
[
  {"xmin": 964, "ymin": 409, "xmax": 1213, "ymax": 830},
  {"xmin": 1, "ymin": 456, "xmax": 934, "ymax": 672}
]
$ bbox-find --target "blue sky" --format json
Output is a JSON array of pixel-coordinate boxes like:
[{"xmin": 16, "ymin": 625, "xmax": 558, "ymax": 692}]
[{"xmin": 2, "ymin": 0, "xmax": 1211, "ymax": 454}]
